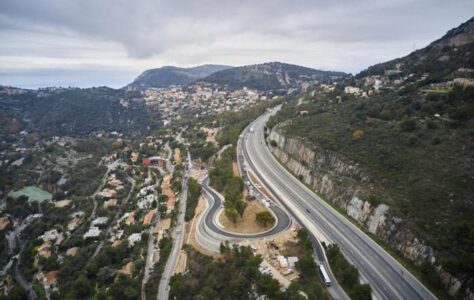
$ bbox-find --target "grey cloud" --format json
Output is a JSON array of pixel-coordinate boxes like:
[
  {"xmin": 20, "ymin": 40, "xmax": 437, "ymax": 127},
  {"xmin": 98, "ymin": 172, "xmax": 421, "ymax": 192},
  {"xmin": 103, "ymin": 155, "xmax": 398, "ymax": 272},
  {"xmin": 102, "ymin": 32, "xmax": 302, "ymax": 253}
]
[
  {"xmin": 2, "ymin": 0, "xmax": 470, "ymax": 58},
  {"xmin": 0, "ymin": 0, "xmax": 473, "ymax": 88}
]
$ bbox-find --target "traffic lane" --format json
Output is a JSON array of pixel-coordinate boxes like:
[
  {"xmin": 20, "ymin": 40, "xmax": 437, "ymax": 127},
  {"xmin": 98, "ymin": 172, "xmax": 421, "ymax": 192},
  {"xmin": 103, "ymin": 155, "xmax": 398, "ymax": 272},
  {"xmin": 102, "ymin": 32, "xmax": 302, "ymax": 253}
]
[
  {"xmin": 246, "ymin": 133, "xmax": 397, "ymax": 300},
  {"xmin": 247, "ymin": 116, "xmax": 432, "ymax": 300},
  {"xmin": 247, "ymin": 119, "xmax": 403, "ymax": 299},
  {"xmin": 240, "ymin": 127, "xmax": 331, "ymax": 264},
  {"xmin": 251, "ymin": 130, "xmax": 428, "ymax": 300},
  {"xmin": 241, "ymin": 138, "xmax": 351, "ymax": 300}
]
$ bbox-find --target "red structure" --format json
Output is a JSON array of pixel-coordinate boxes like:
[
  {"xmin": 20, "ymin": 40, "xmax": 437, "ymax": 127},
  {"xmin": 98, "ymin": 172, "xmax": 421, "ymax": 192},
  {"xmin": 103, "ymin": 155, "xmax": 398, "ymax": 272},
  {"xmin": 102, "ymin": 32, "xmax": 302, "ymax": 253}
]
[{"xmin": 143, "ymin": 157, "xmax": 164, "ymax": 167}]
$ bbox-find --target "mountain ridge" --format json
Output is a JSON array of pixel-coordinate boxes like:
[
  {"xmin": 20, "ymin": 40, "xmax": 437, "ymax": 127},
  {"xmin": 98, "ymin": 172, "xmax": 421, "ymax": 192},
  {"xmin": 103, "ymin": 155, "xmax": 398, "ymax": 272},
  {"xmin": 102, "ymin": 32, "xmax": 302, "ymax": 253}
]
[
  {"xmin": 201, "ymin": 61, "xmax": 348, "ymax": 91},
  {"xmin": 266, "ymin": 17, "xmax": 474, "ymax": 298},
  {"xmin": 357, "ymin": 17, "xmax": 474, "ymax": 79},
  {"xmin": 127, "ymin": 64, "xmax": 232, "ymax": 89}
]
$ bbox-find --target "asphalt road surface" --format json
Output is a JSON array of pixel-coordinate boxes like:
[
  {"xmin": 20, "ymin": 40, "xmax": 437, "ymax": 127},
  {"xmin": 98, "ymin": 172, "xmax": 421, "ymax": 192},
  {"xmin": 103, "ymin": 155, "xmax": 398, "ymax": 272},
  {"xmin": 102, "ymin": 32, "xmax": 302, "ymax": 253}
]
[
  {"xmin": 157, "ymin": 152, "xmax": 191, "ymax": 300},
  {"xmin": 200, "ymin": 176, "xmax": 291, "ymax": 239},
  {"xmin": 242, "ymin": 109, "xmax": 436, "ymax": 300}
]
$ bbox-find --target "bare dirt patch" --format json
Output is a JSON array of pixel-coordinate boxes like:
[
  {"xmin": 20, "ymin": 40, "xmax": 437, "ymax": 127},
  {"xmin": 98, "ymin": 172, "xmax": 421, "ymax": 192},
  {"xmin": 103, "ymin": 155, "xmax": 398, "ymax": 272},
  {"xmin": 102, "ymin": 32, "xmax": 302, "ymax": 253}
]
[
  {"xmin": 232, "ymin": 160, "xmax": 240, "ymax": 176},
  {"xmin": 200, "ymin": 127, "xmax": 219, "ymax": 147},
  {"xmin": 159, "ymin": 218, "xmax": 171, "ymax": 231},
  {"xmin": 54, "ymin": 199, "xmax": 71, "ymax": 208},
  {"xmin": 0, "ymin": 217, "xmax": 10, "ymax": 231},
  {"xmin": 174, "ymin": 148, "xmax": 181, "ymax": 164},
  {"xmin": 162, "ymin": 175, "xmax": 175, "ymax": 210},
  {"xmin": 218, "ymin": 201, "xmax": 272, "ymax": 234},
  {"xmin": 119, "ymin": 261, "xmax": 134, "ymax": 276},
  {"xmin": 174, "ymin": 250, "xmax": 187, "ymax": 275}
]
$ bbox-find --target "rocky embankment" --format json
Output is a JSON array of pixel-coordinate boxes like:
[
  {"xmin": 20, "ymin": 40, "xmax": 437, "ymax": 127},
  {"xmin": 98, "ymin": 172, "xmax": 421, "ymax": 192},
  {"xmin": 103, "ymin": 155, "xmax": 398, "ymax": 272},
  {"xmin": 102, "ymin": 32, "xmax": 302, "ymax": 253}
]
[{"xmin": 268, "ymin": 125, "xmax": 470, "ymax": 298}]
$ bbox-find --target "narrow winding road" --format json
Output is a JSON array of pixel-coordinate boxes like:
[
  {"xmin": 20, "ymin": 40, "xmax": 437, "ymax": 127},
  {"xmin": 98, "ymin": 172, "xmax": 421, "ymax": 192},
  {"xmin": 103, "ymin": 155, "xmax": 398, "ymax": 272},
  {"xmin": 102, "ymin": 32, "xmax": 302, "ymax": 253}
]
[{"xmin": 157, "ymin": 152, "xmax": 192, "ymax": 300}]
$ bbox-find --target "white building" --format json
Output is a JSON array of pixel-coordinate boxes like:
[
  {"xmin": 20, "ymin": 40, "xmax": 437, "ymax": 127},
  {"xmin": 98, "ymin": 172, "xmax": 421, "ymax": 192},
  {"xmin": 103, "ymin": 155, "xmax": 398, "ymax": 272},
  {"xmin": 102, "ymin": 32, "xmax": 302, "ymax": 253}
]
[
  {"xmin": 92, "ymin": 217, "xmax": 109, "ymax": 226},
  {"xmin": 344, "ymin": 86, "xmax": 361, "ymax": 94},
  {"xmin": 277, "ymin": 255, "xmax": 289, "ymax": 268},
  {"xmin": 83, "ymin": 226, "xmax": 101, "ymax": 239},
  {"xmin": 128, "ymin": 233, "xmax": 142, "ymax": 246},
  {"xmin": 138, "ymin": 194, "xmax": 156, "ymax": 209},
  {"xmin": 288, "ymin": 256, "xmax": 299, "ymax": 268},
  {"xmin": 40, "ymin": 229, "xmax": 59, "ymax": 242}
]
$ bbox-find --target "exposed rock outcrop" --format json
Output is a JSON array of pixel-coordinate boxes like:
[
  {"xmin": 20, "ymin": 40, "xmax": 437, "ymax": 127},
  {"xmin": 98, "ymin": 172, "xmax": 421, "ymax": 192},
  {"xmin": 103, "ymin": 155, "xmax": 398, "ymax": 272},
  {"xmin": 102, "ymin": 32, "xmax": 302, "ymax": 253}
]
[{"xmin": 268, "ymin": 126, "xmax": 468, "ymax": 298}]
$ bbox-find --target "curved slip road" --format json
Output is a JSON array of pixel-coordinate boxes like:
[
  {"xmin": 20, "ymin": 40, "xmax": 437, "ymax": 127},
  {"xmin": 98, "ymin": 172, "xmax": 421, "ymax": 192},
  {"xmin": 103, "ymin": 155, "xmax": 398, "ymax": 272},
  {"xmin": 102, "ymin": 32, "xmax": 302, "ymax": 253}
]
[
  {"xmin": 200, "ymin": 176, "xmax": 291, "ymax": 239},
  {"xmin": 242, "ymin": 109, "xmax": 436, "ymax": 300}
]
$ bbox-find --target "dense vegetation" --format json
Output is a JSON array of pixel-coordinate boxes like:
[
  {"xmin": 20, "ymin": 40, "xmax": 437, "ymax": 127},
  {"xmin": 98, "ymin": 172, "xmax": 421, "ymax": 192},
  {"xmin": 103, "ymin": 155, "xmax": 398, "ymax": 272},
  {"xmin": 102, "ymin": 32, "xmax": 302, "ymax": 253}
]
[
  {"xmin": 358, "ymin": 17, "xmax": 474, "ymax": 82},
  {"xmin": 292, "ymin": 229, "xmax": 331, "ymax": 299},
  {"xmin": 326, "ymin": 244, "xmax": 372, "ymax": 300},
  {"xmin": 128, "ymin": 64, "xmax": 231, "ymax": 89},
  {"xmin": 255, "ymin": 211, "xmax": 275, "ymax": 227},
  {"xmin": 203, "ymin": 62, "xmax": 347, "ymax": 91},
  {"xmin": 209, "ymin": 147, "xmax": 246, "ymax": 225},
  {"xmin": 170, "ymin": 244, "xmax": 314, "ymax": 300},
  {"xmin": 184, "ymin": 126, "xmax": 218, "ymax": 162},
  {"xmin": 217, "ymin": 97, "xmax": 284, "ymax": 146},
  {"xmin": 269, "ymin": 81, "xmax": 474, "ymax": 282},
  {"xmin": 144, "ymin": 237, "xmax": 173, "ymax": 299},
  {"xmin": 0, "ymin": 86, "xmax": 161, "ymax": 136},
  {"xmin": 268, "ymin": 18, "xmax": 474, "ymax": 294},
  {"xmin": 185, "ymin": 177, "xmax": 201, "ymax": 221}
]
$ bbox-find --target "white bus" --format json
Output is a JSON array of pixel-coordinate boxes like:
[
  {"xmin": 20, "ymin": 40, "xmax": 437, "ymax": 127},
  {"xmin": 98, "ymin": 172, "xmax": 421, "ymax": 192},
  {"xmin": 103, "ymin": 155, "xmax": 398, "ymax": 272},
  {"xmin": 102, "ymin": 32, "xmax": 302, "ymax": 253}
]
[{"xmin": 320, "ymin": 265, "xmax": 332, "ymax": 287}]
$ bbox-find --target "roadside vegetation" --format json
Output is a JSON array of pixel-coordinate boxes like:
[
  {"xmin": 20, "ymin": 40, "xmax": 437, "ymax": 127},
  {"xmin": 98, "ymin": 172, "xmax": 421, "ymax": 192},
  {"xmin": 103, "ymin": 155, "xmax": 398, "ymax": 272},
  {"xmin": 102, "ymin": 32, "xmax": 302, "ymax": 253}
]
[
  {"xmin": 217, "ymin": 98, "xmax": 283, "ymax": 146},
  {"xmin": 170, "ymin": 244, "xmax": 313, "ymax": 300},
  {"xmin": 170, "ymin": 164, "xmax": 183, "ymax": 193},
  {"xmin": 326, "ymin": 244, "xmax": 372, "ymax": 300},
  {"xmin": 292, "ymin": 229, "xmax": 331, "ymax": 300},
  {"xmin": 144, "ymin": 236, "xmax": 173, "ymax": 299},
  {"xmin": 268, "ymin": 85, "xmax": 474, "ymax": 291},
  {"xmin": 185, "ymin": 177, "xmax": 201, "ymax": 221},
  {"xmin": 255, "ymin": 211, "xmax": 275, "ymax": 227},
  {"xmin": 207, "ymin": 98, "xmax": 285, "ymax": 227},
  {"xmin": 209, "ymin": 147, "xmax": 246, "ymax": 226}
]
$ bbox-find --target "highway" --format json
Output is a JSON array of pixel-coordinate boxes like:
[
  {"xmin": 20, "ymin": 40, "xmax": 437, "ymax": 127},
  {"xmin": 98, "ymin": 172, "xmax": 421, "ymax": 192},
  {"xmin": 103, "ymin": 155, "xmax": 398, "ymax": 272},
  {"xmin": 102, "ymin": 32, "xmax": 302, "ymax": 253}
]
[
  {"xmin": 199, "ymin": 163, "xmax": 348, "ymax": 299},
  {"xmin": 241, "ymin": 109, "xmax": 436, "ymax": 300}
]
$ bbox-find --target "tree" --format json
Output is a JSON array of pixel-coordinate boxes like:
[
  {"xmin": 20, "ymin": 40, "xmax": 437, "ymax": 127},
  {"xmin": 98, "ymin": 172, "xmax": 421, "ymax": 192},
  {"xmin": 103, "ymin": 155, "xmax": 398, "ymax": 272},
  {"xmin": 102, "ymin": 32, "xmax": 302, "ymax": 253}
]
[
  {"xmin": 186, "ymin": 178, "xmax": 201, "ymax": 221},
  {"xmin": 235, "ymin": 200, "xmax": 247, "ymax": 217},
  {"xmin": 400, "ymin": 117, "xmax": 417, "ymax": 131},
  {"xmin": 296, "ymin": 253, "xmax": 318, "ymax": 279},
  {"xmin": 158, "ymin": 194, "xmax": 169, "ymax": 203},
  {"xmin": 225, "ymin": 208, "xmax": 239, "ymax": 227},
  {"xmin": 350, "ymin": 283, "xmax": 372, "ymax": 300},
  {"xmin": 73, "ymin": 274, "xmax": 93, "ymax": 298},
  {"xmin": 255, "ymin": 211, "xmax": 275, "ymax": 227},
  {"xmin": 158, "ymin": 204, "xmax": 168, "ymax": 217}
]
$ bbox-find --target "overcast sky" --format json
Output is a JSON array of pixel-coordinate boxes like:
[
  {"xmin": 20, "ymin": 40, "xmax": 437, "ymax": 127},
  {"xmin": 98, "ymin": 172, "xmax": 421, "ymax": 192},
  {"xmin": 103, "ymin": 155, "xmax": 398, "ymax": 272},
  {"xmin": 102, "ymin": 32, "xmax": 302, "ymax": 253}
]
[{"xmin": 0, "ymin": 0, "xmax": 473, "ymax": 88}]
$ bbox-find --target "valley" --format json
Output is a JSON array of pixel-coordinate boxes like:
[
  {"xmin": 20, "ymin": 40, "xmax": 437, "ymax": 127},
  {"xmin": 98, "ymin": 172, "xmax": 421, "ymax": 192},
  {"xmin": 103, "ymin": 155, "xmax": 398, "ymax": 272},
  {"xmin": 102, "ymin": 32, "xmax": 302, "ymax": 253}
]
[{"xmin": 0, "ymin": 13, "xmax": 473, "ymax": 300}]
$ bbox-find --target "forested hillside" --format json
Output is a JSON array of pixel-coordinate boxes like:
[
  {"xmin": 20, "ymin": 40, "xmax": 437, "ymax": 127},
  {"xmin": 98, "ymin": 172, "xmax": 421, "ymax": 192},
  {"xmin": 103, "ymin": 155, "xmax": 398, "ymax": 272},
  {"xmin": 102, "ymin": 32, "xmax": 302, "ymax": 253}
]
[
  {"xmin": 267, "ymin": 17, "xmax": 474, "ymax": 296},
  {"xmin": 0, "ymin": 86, "xmax": 160, "ymax": 136},
  {"xmin": 202, "ymin": 62, "xmax": 347, "ymax": 91}
]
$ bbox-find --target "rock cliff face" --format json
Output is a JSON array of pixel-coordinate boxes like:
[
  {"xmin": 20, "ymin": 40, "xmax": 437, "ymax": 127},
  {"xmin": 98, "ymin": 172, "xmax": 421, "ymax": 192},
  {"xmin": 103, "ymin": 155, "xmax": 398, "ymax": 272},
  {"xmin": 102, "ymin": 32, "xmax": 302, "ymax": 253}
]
[{"xmin": 268, "ymin": 126, "xmax": 469, "ymax": 298}]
